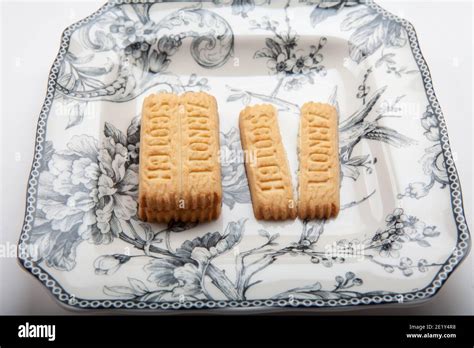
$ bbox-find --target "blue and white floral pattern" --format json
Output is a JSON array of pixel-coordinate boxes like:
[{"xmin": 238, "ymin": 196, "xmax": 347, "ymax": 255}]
[
  {"xmin": 399, "ymin": 105, "xmax": 449, "ymax": 199},
  {"xmin": 18, "ymin": 0, "xmax": 470, "ymax": 311}
]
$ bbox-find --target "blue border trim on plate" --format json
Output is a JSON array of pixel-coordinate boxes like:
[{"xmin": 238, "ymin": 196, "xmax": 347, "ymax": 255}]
[{"xmin": 17, "ymin": 0, "xmax": 471, "ymax": 311}]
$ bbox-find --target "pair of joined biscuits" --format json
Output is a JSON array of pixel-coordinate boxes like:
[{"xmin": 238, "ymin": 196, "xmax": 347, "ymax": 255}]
[
  {"xmin": 239, "ymin": 103, "xmax": 340, "ymax": 220},
  {"xmin": 138, "ymin": 92, "xmax": 222, "ymax": 223}
]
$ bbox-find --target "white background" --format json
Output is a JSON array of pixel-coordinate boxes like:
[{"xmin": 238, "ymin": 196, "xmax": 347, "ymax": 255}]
[{"xmin": 0, "ymin": 0, "xmax": 472, "ymax": 314}]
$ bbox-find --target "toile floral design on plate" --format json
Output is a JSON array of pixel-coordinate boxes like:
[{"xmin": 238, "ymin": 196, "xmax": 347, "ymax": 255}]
[
  {"xmin": 18, "ymin": 0, "xmax": 470, "ymax": 311},
  {"xmin": 398, "ymin": 105, "xmax": 449, "ymax": 200}
]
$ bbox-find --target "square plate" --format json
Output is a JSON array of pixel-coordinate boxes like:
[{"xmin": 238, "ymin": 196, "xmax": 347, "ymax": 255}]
[{"xmin": 19, "ymin": 0, "xmax": 470, "ymax": 311}]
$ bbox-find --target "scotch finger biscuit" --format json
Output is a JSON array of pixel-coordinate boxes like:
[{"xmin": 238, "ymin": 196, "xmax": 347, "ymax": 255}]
[
  {"xmin": 298, "ymin": 102, "xmax": 340, "ymax": 219},
  {"xmin": 239, "ymin": 104, "xmax": 297, "ymax": 220},
  {"xmin": 138, "ymin": 93, "xmax": 180, "ymax": 217},
  {"xmin": 138, "ymin": 92, "xmax": 222, "ymax": 223},
  {"xmin": 180, "ymin": 92, "xmax": 222, "ymax": 211}
]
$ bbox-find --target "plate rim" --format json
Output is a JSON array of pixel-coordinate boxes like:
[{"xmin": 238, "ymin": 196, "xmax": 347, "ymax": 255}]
[{"xmin": 17, "ymin": 0, "xmax": 472, "ymax": 311}]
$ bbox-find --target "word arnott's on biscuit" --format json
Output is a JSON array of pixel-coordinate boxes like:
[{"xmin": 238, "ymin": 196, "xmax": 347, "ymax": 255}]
[{"xmin": 298, "ymin": 102, "xmax": 340, "ymax": 219}]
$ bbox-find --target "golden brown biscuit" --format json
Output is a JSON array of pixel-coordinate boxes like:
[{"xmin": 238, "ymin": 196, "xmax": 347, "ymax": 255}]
[
  {"xmin": 138, "ymin": 92, "xmax": 222, "ymax": 223},
  {"xmin": 239, "ymin": 104, "xmax": 297, "ymax": 220},
  {"xmin": 298, "ymin": 102, "xmax": 340, "ymax": 219},
  {"xmin": 138, "ymin": 93, "xmax": 180, "ymax": 216},
  {"xmin": 180, "ymin": 92, "xmax": 222, "ymax": 210},
  {"xmin": 141, "ymin": 204, "xmax": 221, "ymax": 223}
]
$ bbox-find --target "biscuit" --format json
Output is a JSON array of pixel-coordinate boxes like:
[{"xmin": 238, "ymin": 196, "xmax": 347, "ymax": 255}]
[
  {"xmin": 138, "ymin": 93, "xmax": 180, "ymax": 216},
  {"xmin": 298, "ymin": 102, "xmax": 340, "ymax": 219},
  {"xmin": 239, "ymin": 104, "xmax": 297, "ymax": 220},
  {"xmin": 180, "ymin": 92, "xmax": 222, "ymax": 210},
  {"xmin": 138, "ymin": 92, "xmax": 222, "ymax": 223}
]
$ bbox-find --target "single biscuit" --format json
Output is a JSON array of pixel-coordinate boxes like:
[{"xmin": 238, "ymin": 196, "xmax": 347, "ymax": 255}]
[
  {"xmin": 180, "ymin": 92, "xmax": 222, "ymax": 211},
  {"xmin": 298, "ymin": 102, "xmax": 340, "ymax": 219},
  {"xmin": 239, "ymin": 104, "xmax": 297, "ymax": 220},
  {"xmin": 138, "ymin": 92, "xmax": 222, "ymax": 223},
  {"xmin": 138, "ymin": 93, "xmax": 180, "ymax": 219}
]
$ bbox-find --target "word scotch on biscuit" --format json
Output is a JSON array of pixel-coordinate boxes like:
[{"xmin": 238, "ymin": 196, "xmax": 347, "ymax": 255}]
[{"xmin": 239, "ymin": 104, "xmax": 297, "ymax": 220}]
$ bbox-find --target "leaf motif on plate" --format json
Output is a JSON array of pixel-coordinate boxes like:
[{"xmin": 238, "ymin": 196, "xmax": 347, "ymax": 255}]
[
  {"xmin": 305, "ymin": 0, "xmax": 359, "ymax": 26},
  {"xmin": 104, "ymin": 122, "xmax": 127, "ymax": 146},
  {"xmin": 64, "ymin": 100, "xmax": 88, "ymax": 129},
  {"xmin": 341, "ymin": 7, "xmax": 407, "ymax": 63}
]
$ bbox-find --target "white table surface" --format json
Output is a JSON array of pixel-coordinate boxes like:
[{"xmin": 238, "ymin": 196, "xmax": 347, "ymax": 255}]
[{"xmin": 0, "ymin": 0, "xmax": 472, "ymax": 315}]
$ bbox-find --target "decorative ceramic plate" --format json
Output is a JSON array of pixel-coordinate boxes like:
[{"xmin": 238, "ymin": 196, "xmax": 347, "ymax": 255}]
[{"xmin": 19, "ymin": 0, "xmax": 471, "ymax": 311}]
